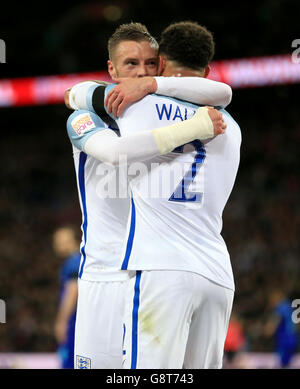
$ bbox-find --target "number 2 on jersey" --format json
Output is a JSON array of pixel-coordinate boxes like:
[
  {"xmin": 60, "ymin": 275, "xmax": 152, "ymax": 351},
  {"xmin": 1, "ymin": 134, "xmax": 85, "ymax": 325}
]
[{"xmin": 169, "ymin": 140, "xmax": 206, "ymax": 203}]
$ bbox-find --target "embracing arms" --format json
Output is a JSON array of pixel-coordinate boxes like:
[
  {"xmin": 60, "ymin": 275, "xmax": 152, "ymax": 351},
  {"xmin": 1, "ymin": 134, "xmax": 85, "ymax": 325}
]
[
  {"xmin": 67, "ymin": 106, "xmax": 226, "ymax": 166},
  {"xmin": 66, "ymin": 76, "xmax": 232, "ymax": 118}
]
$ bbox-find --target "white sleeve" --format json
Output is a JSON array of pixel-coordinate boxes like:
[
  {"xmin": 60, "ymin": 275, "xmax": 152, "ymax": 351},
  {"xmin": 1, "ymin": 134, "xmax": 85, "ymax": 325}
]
[
  {"xmin": 83, "ymin": 106, "xmax": 214, "ymax": 166},
  {"xmin": 68, "ymin": 81, "xmax": 99, "ymax": 110},
  {"xmin": 83, "ymin": 130, "xmax": 159, "ymax": 166},
  {"xmin": 154, "ymin": 76, "xmax": 232, "ymax": 108},
  {"xmin": 69, "ymin": 81, "xmax": 110, "ymax": 111}
]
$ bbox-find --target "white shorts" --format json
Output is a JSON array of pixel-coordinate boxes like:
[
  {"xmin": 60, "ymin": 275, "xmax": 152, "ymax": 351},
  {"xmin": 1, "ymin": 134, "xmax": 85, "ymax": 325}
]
[
  {"xmin": 123, "ymin": 270, "xmax": 234, "ymax": 369},
  {"xmin": 74, "ymin": 276, "xmax": 128, "ymax": 369}
]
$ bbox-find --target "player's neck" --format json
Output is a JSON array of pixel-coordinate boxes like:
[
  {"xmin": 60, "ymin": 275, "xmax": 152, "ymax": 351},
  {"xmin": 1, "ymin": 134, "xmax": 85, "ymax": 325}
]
[{"xmin": 162, "ymin": 60, "xmax": 205, "ymax": 78}]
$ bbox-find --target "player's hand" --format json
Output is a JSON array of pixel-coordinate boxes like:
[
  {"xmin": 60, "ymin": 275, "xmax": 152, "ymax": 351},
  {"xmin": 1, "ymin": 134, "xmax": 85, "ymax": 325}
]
[
  {"xmin": 206, "ymin": 106, "xmax": 226, "ymax": 136},
  {"xmin": 64, "ymin": 88, "xmax": 72, "ymax": 109},
  {"xmin": 105, "ymin": 77, "xmax": 157, "ymax": 118}
]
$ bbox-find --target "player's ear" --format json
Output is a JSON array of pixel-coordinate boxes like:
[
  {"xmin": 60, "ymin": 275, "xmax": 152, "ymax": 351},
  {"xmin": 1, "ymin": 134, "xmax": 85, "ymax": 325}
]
[
  {"xmin": 158, "ymin": 55, "xmax": 166, "ymax": 76},
  {"xmin": 204, "ymin": 65, "xmax": 210, "ymax": 78},
  {"xmin": 107, "ymin": 60, "xmax": 117, "ymax": 79}
]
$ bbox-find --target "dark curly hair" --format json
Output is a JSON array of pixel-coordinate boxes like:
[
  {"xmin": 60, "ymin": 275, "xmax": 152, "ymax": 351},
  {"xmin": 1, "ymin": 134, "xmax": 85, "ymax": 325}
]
[{"xmin": 159, "ymin": 21, "xmax": 215, "ymax": 70}]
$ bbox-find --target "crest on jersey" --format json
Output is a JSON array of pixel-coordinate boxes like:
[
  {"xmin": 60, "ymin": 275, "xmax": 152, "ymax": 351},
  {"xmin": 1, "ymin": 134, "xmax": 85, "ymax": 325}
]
[
  {"xmin": 76, "ymin": 355, "xmax": 91, "ymax": 369},
  {"xmin": 71, "ymin": 113, "xmax": 96, "ymax": 136}
]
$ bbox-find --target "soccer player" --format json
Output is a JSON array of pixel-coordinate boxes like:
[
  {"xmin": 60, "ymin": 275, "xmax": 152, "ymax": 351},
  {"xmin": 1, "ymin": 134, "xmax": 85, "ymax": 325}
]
[
  {"xmin": 70, "ymin": 21, "xmax": 241, "ymax": 369},
  {"xmin": 264, "ymin": 289, "xmax": 299, "ymax": 368},
  {"xmin": 66, "ymin": 22, "xmax": 231, "ymax": 369},
  {"xmin": 117, "ymin": 22, "xmax": 241, "ymax": 369},
  {"xmin": 53, "ymin": 225, "xmax": 81, "ymax": 369}
]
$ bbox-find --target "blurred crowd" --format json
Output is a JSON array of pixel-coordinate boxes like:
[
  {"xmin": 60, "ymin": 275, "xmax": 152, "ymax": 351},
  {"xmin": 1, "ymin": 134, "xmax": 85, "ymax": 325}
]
[
  {"xmin": 223, "ymin": 85, "xmax": 300, "ymax": 356},
  {"xmin": 0, "ymin": 82, "xmax": 299, "ymax": 364}
]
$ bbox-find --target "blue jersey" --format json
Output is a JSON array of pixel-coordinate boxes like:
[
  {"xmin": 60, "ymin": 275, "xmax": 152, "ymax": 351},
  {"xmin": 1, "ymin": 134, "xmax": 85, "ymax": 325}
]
[
  {"xmin": 275, "ymin": 300, "xmax": 298, "ymax": 346},
  {"xmin": 59, "ymin": 252, "xmax": 81, "ymax": 301},
  {"xmin": 274, "ymin": 299, "xmax": 299, "ymax": 366},
  {"xmin": 58, "ymin": 252, "xmax": 81, "ymax": 368}
]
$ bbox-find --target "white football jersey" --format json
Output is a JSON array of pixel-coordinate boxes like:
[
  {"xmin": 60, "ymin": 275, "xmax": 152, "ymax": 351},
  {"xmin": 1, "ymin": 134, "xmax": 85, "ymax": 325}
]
[
  {"xmin": 67, "ymin": 110, "xmax": 130, "ymax": 281},
  {"xmin": 116, "ymin": 94, "xmax": 241, "ymax": 291}
]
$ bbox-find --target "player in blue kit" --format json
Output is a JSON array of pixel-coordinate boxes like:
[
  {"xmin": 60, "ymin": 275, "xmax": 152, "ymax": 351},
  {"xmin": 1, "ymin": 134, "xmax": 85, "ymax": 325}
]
[
  {"xmin": 53, "ymin": 226, "xmax": 81, "ymax": 369},
  {"xmin": 65, "ymin": 22, "xmax": 232, "ymax": 369},
  {"xmin": 265, "ymin": 289, "xmax": 299, "ymax": 368}
]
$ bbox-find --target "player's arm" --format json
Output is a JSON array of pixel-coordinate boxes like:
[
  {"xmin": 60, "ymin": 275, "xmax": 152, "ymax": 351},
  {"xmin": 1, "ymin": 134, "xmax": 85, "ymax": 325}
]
[
  {"xmin": 65, "ymin": 76, "xmax": 231, "ymax": 118},
  {"xmin": 54, "ymin": 279, "xmax": 78, "ymax": 344},
  {"xmin": 105, "ymin": 76, "xmax": 232, "ymax": 117},
  {"xmin": 155, "ymin": 76, "xmax": 232, "ymax": 107},
  {"xmin": 66, "ymin": 80, "xmax": 110, "ymax": 112},
  {"xmin": 67, "ymin": 107, "xmax": 225, "ymax": 167}
]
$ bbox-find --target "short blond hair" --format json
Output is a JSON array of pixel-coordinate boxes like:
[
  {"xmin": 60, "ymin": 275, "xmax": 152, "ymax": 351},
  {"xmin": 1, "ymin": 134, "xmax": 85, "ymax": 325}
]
[{"xmin": 108, "ymin": 22, "xmax": 159, "ymax": 60}]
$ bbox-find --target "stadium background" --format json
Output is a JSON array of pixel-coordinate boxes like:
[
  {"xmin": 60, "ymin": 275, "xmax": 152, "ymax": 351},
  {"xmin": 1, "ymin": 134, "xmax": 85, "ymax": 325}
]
[{"xmin": 0, "ymin": 0, "xmax": 299, "ymax": 368}]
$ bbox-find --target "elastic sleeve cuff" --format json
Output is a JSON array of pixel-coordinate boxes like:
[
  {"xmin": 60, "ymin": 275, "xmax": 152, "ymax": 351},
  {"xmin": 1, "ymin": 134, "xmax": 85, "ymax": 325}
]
[
  {"xmin": 154, "ymin": 76, "xmax": 166, "ymax": 95},
  {"xmin": 69, "ymin": 81, "xmax": 99, "ymax": 111},
  {"xmin": 154, "ymin": 76, "xmax": 178, "ymax": 97}
]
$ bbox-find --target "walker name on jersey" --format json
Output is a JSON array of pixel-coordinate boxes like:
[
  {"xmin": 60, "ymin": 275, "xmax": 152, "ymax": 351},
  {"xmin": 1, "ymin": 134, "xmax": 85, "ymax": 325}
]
[
  {"xmin": 71, "ymin": 113, "xmax": 96, "ymax": 136},
  {"xmin": 155, "ymin": 103, "xmax": 195, "ymax": 121}
]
